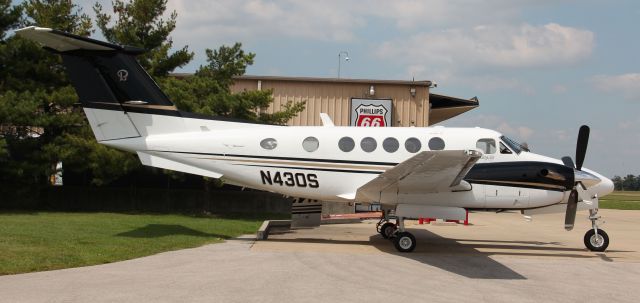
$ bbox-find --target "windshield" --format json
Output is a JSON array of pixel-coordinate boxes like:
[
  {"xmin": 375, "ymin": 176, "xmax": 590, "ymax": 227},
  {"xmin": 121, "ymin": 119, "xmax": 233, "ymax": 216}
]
[{"xmin": 500, "ymin": 136, "xmax": 526, "ymax": 154}]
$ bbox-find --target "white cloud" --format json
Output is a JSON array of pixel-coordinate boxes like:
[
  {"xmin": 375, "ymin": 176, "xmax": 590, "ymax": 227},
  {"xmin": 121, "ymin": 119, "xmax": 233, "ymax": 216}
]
[
  {"xmin": 376, "ymin": 23, "xmax": 594, "ymax": 70},
  {"xmin": 552, "ymin": 84, "xmax": 568, "ymax": 94},
  {"xmin": 167, "ymin": 0, "xmax": 366, "ymax": 43},
  {"xmin": 591, "ymin": 73, "xmax": 640, "ymax": 101}
]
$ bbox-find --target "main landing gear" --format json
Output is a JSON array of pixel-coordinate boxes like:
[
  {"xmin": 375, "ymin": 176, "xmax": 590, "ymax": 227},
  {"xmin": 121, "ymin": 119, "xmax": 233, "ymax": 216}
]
[
  {"xmin": 376, "ymin": 211, "xmax": 416, "ymax": 253},
  {"xmin": 584, "ymin": 208, "xmax": 609, "ymax": 252}
]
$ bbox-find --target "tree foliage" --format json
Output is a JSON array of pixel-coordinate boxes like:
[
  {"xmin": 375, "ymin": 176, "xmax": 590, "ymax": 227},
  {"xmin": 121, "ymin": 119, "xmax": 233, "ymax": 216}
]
[
  {"xmin": 0, "ymin": 0, "xmax": 138, "ymax": 186},
  {"xmin": 0, "ymin": 0, "xmax": 304, "ymax": 192},
  {"xmin": 162, "ymin": 42, "xmax": 305, "ymax": 125},
  {"xmin": 612, "ymin": 175, "xmax": 640, "ymax": 191},
  {"xmin": 0, "ymin": 0, "xmax": 21, "ymax": 40},
  {"xmin": 94, "ymin": 0, "xmax": 193, "ymax": 77}
]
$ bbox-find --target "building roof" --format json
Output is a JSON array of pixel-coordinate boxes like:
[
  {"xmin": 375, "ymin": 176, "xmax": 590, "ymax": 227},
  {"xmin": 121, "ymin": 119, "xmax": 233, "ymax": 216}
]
[
  {"xmin": 171, "ymin": 73, "xmax": 433, "ymax": 87},
  {"xmin": 170, "ymin": 73, "xmax": 479, "ymax": 125}
]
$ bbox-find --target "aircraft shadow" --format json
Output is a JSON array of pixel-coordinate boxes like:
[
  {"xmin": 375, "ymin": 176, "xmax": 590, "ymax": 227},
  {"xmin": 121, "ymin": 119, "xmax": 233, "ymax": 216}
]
[
  {"xmin": 116, "ymin": 224, "xmax": 230, "ymax": 239},
  {"xmin": 263, "ymin": 228, "xmax": 628, "ymax": 280}
]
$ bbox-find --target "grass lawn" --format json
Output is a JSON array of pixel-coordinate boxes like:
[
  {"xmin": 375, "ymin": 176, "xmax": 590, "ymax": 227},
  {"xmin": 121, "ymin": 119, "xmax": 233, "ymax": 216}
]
[
  {"xmin": 0, "ymin": 212, "xmax": 276, "ymax": 275},
  {"xmin": 600, "ymin": 191, "xmax": 640, "ymax": 210}
]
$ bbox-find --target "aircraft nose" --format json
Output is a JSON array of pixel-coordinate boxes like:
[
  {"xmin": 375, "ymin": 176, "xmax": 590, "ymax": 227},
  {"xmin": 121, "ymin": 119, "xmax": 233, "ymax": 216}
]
[{"xmin": 598, "ymin": 176, "xmax": 615, "ymax": 197}]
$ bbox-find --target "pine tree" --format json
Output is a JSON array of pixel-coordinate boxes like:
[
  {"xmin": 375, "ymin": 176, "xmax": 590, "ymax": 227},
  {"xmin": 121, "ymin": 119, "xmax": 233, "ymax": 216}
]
[
  {"xmin": 93, "ymin": 0, "xmax": 193, "ymax": 77},
  {"xmin": 0, "ymin": 0, "xmax": 138, "ymax": 187}
]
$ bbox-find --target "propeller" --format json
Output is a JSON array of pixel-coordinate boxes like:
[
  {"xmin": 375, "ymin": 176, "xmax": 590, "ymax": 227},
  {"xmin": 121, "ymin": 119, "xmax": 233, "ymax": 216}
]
[{"xmin": 563, "ymin": 125, "xmax": 590, "ymax": 231}]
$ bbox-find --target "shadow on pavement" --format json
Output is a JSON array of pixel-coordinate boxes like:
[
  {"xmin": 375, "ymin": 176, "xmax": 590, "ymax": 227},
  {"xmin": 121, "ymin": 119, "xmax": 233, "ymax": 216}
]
[
  {"xmin": 116, "ymin": 224, "xmax": 230, "ymax": 239},
  {"xmin": 263, "ymin": 227, "xmax": 630, "ymax": 280}
]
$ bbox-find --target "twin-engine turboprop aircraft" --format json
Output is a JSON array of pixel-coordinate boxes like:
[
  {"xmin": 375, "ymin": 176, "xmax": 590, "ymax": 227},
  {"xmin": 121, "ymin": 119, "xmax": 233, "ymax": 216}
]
[{"xmin": 17, "ymin": 26, "xmax": 615, "ymax": 253}]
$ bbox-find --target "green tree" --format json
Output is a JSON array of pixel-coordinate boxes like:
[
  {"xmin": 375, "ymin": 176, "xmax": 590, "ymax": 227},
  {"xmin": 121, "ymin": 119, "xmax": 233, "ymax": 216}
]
[
  {"xmin": 0, "ymin": 0, "xmax": 21, "ymax": 40},
  {"xmin": 162, "ymin": 42, "xmax": 305, "ymax": 125},
  {"xmin": 0, "ymin": 0, "xmax": 138, "ymax": 187},
  {"xmin": 94, "ymin": 0, "xmax": 193, "ymax": 77}
]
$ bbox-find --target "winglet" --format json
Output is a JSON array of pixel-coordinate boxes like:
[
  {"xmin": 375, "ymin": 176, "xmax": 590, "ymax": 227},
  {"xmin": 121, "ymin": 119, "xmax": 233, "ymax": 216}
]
[{"xmin": 320, "ymin": 113, "xmax": 334, "ymax": 127}]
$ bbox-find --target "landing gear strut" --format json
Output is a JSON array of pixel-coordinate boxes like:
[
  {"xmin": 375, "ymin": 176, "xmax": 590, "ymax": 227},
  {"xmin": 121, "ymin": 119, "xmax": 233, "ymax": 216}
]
[{"xmin": 584, "ymin": 208, "xmax": 609, "ymax": 252}]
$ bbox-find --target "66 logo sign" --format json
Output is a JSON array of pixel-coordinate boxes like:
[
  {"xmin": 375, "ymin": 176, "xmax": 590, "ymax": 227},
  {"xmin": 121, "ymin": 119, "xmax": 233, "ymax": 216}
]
[{"xmin": 354, "ymin": 104, "xmax": 388, "ymax": 127}]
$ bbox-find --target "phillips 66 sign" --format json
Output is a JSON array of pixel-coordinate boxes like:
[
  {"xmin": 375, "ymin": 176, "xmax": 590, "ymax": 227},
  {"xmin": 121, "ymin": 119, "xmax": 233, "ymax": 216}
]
[{"xmin": 351, "ymin": 98, "xmax": 393, "ymax": 127}]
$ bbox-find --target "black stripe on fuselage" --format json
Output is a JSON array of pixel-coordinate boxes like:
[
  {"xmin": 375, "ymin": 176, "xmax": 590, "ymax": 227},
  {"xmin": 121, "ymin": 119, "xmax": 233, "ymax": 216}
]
[
  {"xmin": 236, "ymin": 164, "xmax": 383, "ymax": 174},
  {"xmin": 151, "ymin": 150, "xmax": 574, "ymax": 191},
  {"xmin": 149, "ymin": 150, "xmax": 400, "ymax": 167}
]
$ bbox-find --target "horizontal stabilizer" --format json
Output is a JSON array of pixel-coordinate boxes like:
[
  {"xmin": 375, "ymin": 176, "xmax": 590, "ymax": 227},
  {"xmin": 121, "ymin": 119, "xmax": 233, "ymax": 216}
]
[
  {"xmin": 137, "ymin": 152, "xmax": 223, "ymax": 179},
  {"xmin": 15, "ymin": 26, "xmax": 141, "ymax": 53}
]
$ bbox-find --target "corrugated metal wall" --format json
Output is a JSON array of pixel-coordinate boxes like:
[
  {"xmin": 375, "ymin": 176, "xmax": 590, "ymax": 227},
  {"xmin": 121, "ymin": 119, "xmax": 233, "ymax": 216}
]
[{"xmin": 232, "ymin": 79, "xmax": 430, "ymax": 127}]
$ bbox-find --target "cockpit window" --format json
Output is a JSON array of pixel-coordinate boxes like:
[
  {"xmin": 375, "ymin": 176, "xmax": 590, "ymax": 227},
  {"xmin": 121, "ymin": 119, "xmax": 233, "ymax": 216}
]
[
  {"xmin": 476, "ymin": 139, "xmax": 496, "ymax": 154},
  {"xmin": 500, "ymin": 136, "xmax": 526, "ymax": 154},
  {"xmin": 499, "ymin": 142, "xmax": 512, "ymax": 154}
]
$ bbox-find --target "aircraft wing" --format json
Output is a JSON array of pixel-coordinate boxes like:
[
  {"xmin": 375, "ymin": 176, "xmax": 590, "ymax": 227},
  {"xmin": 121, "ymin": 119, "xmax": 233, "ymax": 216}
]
[{"xmin": 355, "ymin": 150, "xmax": 482, "ymax": 203}]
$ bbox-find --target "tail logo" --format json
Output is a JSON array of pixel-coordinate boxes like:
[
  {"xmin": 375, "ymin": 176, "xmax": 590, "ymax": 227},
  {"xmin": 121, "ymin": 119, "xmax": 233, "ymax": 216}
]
[{"xmin": 117, "ymin": 69, "xmax": 129, "ymax": 82}]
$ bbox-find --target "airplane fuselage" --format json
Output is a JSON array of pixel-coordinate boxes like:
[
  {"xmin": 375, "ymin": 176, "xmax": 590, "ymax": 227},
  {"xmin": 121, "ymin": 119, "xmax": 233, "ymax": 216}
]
[{"xmin": 103, "ymin": 113, "xmax": 614, "ymax": 211}]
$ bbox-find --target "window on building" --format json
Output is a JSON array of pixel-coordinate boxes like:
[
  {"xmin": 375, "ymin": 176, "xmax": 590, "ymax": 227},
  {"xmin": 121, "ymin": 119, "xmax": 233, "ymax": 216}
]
[
  {"xmin": 302, "ymin": 136, "xmax": 319, "ymax": 152},
  {"xmin": 428, "ymin": 137, "xmax": 445, "ymax": 150},
  {"xmin": 361, "ymin": 137, "xmax": 377, "ymax": 152},
  {"xmin": 260, "ymin": 138, "xmax": 277, "ymax": 150},
  {"xmin": 476, "ymin": 138, "xmax": 496, "ymax": 154},
  {"xmin": 383, "ymin": 137, "xmax": 399, "ymax": 153},
  {"xmin": 338, "ymin": 137, "xmax": 355, "ymax": 152},
  {"xmin": 405, "ymin": 137, "xmax": 421, "ymax": 153}
]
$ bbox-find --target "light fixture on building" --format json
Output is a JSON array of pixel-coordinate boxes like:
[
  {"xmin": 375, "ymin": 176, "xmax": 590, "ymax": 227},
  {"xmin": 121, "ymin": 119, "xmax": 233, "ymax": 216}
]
[
  {"xmin": 338, "ymin": 51, "xmax": 349, "ymax": 78},
  {"xmin": 409, "ymin": 87, "xmax": 416, "ymax": 97},
  {"xmin": 369, "ymin": 85, "xmax": 375, "ymax": 96}
]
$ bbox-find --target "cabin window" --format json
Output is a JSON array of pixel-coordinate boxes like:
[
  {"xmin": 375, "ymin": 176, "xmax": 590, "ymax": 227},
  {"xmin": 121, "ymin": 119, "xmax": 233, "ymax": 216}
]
[
  {"xmin": 302, "ymin": 136, "xmax": 319, "ymax": 152},
  {"xmin": 260, "ymin": 138, "xmax": 277, "ymax": 150},
  {"xmin": 383, "ymin": 137, "xmax": 399, "ymax": 153},
  {"xmin": 476, "ymin": 138, "xmax": 496, "ymax": 154},
  {"xmin": 361, "ymin": 137, "xmax": 377, "ymax": 152},
  {"xmin": 338, "ymin": 137, "xmax": 355, "ymax": 152},
  {"xmin": 428, "ymin": 137, "xmax": 445, "ymax": 150},
  {"xmin": 405, "ymin": 137, "xmax": 421, "ymax": 153}
]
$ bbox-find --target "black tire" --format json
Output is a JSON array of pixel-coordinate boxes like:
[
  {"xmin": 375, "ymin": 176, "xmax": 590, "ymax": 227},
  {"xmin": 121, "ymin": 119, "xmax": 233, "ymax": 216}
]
[
  {"xmin": 393, "ymin": 232, "xmax": 416, "ymax": 253},
  {"xmin": 380, "ymin": 222, "xmax": 396, "ymax": 239},
  {"xmin": 584, "ymin": 228, "xmax": 609, "ymax": 252}
]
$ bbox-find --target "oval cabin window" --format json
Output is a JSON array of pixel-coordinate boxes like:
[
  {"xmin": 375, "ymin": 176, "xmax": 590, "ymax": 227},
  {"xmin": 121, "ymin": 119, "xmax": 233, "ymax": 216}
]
[
  {"xmin": 260, "ymin": 138, "xmax": 277, "ymax": 150},
  {"xmin": 405, "ymin": 137, "xmax": 421, "ymax": 153},
  {"xmin": 302, "ymin": 136, "xmax": 320, "ymax": 152},
  {"xmin": 360, "ymin": 137, "xmax": 377, "ymax": 153},
  {"xmin": 338, "ymin": 137, "xmax": 355, "ymax": 152},
  {"xmin": 428, "ymin": 137, "xmax": 445, "ymax": 150},
  {"xmin": 383, "ymin": 137, "xmax": 399, "ymax": 153}
]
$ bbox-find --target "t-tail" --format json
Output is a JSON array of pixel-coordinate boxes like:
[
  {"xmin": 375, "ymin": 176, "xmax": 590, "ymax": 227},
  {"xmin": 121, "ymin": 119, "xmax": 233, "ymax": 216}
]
[{"xmin": 15, "ymin": 26, "xmax": 193, "ymax": 141}]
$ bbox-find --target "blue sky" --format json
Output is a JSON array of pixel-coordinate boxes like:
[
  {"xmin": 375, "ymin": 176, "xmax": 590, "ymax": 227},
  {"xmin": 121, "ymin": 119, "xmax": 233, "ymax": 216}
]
[{"xmin": 71, "ymin": 1, "xmax": 640, "ymax": 176}]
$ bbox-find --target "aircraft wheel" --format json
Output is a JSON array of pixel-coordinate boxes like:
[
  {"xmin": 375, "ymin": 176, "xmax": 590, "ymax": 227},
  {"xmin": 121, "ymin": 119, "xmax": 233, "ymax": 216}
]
[
  {"xmin": 380, "ymin": 222, "xmax": 397, "ymax": 239},
  {"xmin": 393, "ymin": 232, "xmax": 416, "ymax": 253},
  {"xmin": 584, "ymin": 228, "xmax": 609, "ymax": 252}
]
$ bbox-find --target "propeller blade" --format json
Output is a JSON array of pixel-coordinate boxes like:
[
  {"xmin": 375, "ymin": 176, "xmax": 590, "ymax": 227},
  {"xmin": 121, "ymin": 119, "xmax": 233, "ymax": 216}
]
[
  {"xmin": 575, "ymin": 125, "xmax": 590, "ymax": 170},
  {"xmin": 561, "ymin": 156, "xmax": 575, "ymax": 168},
  {"xmin": 564, "ymin": 190, "xmax": 578, "ymax": 231}
]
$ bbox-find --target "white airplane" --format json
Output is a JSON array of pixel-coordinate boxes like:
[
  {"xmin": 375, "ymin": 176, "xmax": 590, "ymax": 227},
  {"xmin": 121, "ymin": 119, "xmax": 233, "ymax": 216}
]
[{"xmin": 17, "ymin": 26, "xmax": 615, "ymax": 253}]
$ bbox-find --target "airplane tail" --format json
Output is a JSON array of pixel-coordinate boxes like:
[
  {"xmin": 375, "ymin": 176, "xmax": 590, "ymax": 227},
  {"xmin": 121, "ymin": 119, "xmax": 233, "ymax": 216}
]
[{"xmin": 15, "ymin": 26, "xmax": 185, "ymax": 141}]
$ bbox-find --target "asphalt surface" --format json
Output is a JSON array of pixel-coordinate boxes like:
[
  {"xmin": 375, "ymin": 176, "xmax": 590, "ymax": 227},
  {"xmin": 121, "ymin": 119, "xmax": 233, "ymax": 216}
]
[{"xmin": 1, "ymin": 210, "xmax": 639, "ymax": 303}]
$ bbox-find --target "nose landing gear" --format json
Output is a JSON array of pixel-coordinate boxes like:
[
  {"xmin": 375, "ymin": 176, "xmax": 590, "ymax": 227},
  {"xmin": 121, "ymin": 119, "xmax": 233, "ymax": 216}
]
[{"xmin": 584, "ymin": 208, "xmax": 609, "ymax": 252}]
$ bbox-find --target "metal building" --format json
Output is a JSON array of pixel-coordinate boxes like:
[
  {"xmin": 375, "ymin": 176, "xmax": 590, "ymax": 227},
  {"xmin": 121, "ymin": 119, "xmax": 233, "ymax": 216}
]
[{"xmin": 230, "ymin": 75, "xmax": 479, "ymax": 127}]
